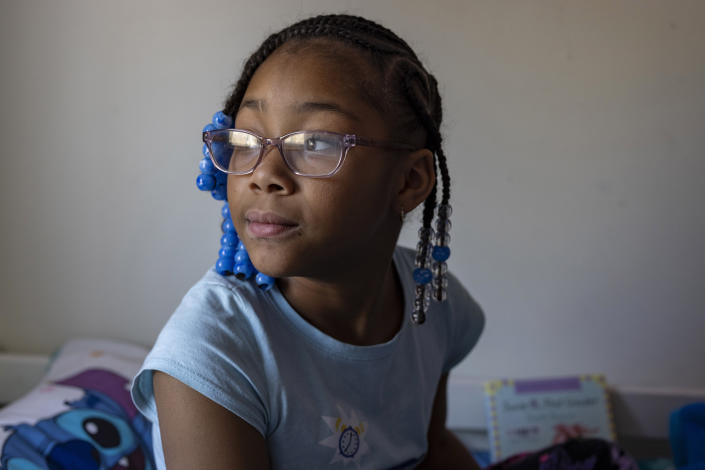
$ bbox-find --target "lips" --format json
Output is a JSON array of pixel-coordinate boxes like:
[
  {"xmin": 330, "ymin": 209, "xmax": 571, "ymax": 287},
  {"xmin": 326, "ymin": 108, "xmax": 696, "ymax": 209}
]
[{"xmin": 245, "ymin": 210, "xmax": 299, "ymax": 238}]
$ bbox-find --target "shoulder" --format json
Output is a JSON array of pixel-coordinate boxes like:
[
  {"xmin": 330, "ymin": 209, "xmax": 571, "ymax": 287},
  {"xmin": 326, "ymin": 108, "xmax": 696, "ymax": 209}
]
[
  {"xmin": 394, "ymin": 245, "xmax": 485, "ymax": 370},
  {"xmin": 132, "ymin": 269, "xmax": 277, "ymax": 434},
  {"xmin": 177, "ymin": 268, "xmax": 262, "ymax": 315},
  {"xmin": 150, "ymin": 268, "xmax": 279, "ymax": 366},
  {"xmin": 445, "ymin": 270, "xmax": 484, "ymax": 323},
  {"xmin": 164, "ymin": 268, "xmax": 275, "ymax": 338},
  {"xmin": 442, "ymin": 269, "xmax": 485, "ymax": 371}
]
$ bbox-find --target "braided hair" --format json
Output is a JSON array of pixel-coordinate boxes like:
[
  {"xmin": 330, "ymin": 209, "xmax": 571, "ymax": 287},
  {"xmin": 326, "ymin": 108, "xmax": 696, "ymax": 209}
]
[{"xmin": 221, "ymin": 14, "xmax": 451, "ymax": 323}]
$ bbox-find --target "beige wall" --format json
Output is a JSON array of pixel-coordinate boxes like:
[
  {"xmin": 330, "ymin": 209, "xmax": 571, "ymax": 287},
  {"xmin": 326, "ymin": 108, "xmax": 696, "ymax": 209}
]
[{"xmin": 1, "ymin": 0, "xmax": 704, "ymax": 392}]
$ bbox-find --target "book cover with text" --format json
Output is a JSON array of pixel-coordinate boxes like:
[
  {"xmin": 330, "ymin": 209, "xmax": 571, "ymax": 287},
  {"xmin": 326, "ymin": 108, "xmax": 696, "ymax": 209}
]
[{"xmin": 483, "ymin": 374, "xmax": 616, "ymax": 462}]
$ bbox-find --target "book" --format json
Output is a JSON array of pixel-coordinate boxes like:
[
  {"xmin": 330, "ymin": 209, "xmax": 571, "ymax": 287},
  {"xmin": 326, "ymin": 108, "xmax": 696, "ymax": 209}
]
[{"xmin": 483, "ymin": 374, "xmax": 616, "ymax": 462}]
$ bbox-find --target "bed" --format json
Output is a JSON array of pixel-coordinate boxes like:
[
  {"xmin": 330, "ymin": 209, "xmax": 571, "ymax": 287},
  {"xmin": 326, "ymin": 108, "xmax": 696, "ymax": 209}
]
[
  {"xmin": 0, "ymin": 338, "xmax": 154, "ymax": 469},
  {"xmin": 2, "ymin": 338, "xmax": 696, "ymax": 469}
]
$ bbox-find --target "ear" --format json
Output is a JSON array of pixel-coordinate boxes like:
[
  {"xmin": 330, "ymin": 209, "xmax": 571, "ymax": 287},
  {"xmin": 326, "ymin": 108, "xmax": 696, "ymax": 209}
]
[{"xmin": 396, "ymin": 148, "xmax": 436, "ymax": 214}]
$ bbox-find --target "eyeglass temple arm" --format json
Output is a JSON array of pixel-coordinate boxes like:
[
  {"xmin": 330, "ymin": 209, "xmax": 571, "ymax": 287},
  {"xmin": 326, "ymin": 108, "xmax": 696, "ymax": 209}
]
[{"xmin": 350, "ymin": 135, "xmax": 418, "ymax": 151}]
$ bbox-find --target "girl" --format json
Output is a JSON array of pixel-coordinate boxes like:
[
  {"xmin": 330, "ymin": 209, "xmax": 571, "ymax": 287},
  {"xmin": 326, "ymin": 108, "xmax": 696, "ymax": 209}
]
[{"xmin": 131, "ymin": 13, "xmax": 485, "ymax": 469}]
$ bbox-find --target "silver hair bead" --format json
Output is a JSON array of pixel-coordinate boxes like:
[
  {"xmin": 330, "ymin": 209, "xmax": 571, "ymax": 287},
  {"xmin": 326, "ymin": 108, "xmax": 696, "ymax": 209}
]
[
  {"xmin": 433, "ymin": 283, "xmax": 447, "ymax": 302},
  {"xmin": 435, "ymin": 232, "xmax": 451, "ymax": 246},
  {"xmin": 435, "ymin": 218, "xmax": 451, "ymax": 233},
  {"xmin": 432, "ymin": 261, "xmax": 447, "ymax": 277},
  {"xmin": 437, "ymin": 204, "xmax": 453, "ymax": 218},
  {"xmin": 418, "ymin": 227, "xmax": 435, "ymax": 241},
  {"xmin": 412, "ymin": 307, "xmax": 426, "ymax": 324},
  {"xmin": 432, "ymin": 275, "xmax": 449, "ymax": 288},
  {"xmin": 415, "ymin": 284, "xmax": 427, "ymax": 297}
]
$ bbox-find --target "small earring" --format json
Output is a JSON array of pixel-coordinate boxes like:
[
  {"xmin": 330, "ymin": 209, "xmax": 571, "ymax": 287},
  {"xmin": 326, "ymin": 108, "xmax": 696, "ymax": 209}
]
[{"xmin": 400, "ymin": 207, "xmax": 406, "ymax": 222}]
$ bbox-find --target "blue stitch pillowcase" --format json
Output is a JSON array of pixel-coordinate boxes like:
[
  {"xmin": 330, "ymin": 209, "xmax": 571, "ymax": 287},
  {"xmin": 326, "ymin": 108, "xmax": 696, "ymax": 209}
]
[{"xmin": 0, "ymin": 338, "xmax": 155, "ymax": 470}]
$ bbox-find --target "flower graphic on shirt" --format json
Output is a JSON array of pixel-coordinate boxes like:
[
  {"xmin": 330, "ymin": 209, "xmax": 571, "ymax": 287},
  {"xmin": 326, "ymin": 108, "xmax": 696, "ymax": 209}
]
[{"xmin": 318, "ymin": 405, "xmax": 369, "ymax": 466}]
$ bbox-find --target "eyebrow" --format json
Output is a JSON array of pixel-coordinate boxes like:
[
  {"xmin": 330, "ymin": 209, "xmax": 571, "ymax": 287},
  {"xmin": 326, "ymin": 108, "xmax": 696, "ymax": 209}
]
[
  {"xmin": 239, "ymin": 98, "xmax": 360, "ymax": 122},
  {"xmin": 294, "ymin": 101, "xmax": 361, "ymax": 122},
  {"xmin": 240, "ymin": 99, "xmax": 265, "ymax": 112}
]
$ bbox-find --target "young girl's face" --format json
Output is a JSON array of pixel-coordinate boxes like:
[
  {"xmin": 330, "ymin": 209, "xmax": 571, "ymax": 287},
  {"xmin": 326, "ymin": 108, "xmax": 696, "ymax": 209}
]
[{"xmin": 227, "ymin": 42, "xmax": 407, "ymax": 280}]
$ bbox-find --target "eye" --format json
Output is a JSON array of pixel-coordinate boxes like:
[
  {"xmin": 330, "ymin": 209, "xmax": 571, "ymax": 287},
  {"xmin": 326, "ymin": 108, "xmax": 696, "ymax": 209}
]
[
  {"xmin": 305, "ymin": 136, "xmax": 335, "ymax": 152},
  {"xmin": 82, "ymin": 417, "xmax": 121, "ymax": 448}
]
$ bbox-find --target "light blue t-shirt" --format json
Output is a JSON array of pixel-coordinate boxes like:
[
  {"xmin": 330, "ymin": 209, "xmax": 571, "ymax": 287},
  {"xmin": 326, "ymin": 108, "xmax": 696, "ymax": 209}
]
[{"xmin": 131, "ymin": 246, "xmax": 484, "ymax": 469}]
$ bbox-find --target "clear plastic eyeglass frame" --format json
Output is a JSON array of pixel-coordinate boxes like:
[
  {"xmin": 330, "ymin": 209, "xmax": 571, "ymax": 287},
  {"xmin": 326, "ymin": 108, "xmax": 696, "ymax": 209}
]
[{"xmin": 202, "ymin": 128, "xmax": 418, "ymax": 178}]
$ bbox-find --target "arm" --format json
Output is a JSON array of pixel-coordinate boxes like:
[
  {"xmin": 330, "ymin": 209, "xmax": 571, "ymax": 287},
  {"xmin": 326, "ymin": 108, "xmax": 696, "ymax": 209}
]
[
  {"xmin": 417, "ymin": 373, "xmax": 482, "ymax": 470},
  {"xmin": 153, "ymin": 371, "xmax": 270, "ymax": 470}
]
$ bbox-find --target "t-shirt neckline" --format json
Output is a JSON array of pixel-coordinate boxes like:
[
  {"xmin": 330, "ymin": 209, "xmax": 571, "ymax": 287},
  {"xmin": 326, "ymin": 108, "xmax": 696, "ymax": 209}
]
[{"xmin": 265, "ymin": 247, "xmax": 412, "ymax": 361}]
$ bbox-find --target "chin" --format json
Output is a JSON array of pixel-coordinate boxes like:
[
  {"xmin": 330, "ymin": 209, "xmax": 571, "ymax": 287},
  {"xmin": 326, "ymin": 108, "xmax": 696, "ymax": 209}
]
[
  {"xmin": 250, "ymin": 244, "xmax": 333, "ymax": 280},
  {"xmin": 248, "ymin": 250, "xmax": 301, "ymax": 278}
]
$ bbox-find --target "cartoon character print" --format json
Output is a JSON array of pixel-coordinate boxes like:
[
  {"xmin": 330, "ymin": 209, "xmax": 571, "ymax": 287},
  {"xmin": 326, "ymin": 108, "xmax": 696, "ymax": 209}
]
[{"xmin": 1, "ymin": 369, "xmax": 154, "ymax": 470}]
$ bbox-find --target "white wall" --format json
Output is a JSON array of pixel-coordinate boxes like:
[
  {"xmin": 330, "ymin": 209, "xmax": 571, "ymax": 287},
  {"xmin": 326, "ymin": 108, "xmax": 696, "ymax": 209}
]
[{"xmin": 1, "ymin": 0, "xmax": 703, "ymax": 395}]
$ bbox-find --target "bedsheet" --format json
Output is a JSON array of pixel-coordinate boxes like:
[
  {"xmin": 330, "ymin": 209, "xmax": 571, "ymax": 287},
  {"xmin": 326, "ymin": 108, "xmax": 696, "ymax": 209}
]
[{"xmin": 0, "ymin": 338, "xmax": 154, "ymax": 470}]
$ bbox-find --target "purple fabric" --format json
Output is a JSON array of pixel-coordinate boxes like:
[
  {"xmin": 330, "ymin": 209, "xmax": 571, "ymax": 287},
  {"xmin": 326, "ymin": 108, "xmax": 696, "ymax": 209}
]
[
  {"xmin": 54, "ymin": 369, "xmax": 137, "ymax": 419},
  {"xmin": 486, "ymin": 438, "xmax": 638, "ymax": 470},
  {"xmin": 514, "ymin": 378, "xmax": 582, "ymax": 394}
]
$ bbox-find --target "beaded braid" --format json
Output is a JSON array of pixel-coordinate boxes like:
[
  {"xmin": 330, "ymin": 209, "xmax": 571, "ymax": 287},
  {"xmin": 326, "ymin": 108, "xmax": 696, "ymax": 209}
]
[
  {"xmin": 198, "ymin": 14, "xmax": 453, "ymax": 324},
  {"xmin": 197, "ymin": 111, "xmax": 276, "ymax": 290}
]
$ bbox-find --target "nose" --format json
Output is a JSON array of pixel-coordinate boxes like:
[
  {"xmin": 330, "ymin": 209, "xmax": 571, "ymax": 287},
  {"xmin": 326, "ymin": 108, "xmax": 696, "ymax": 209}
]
[{"xmin": 249, "ymin": 143, "xmax": 296, "ymax": 194}]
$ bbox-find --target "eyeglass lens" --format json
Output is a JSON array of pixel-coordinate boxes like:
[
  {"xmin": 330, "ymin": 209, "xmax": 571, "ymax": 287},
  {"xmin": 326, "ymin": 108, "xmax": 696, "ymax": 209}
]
[{"xmin": 208, "ymin": 130, "xmax": 344, "ymax": 176}]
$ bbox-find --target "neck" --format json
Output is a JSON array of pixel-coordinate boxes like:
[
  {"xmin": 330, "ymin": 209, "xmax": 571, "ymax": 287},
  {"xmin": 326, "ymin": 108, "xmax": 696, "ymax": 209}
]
[{"xmin": 277, "ymin": 246, "xmax": 404, "ymax": 346}]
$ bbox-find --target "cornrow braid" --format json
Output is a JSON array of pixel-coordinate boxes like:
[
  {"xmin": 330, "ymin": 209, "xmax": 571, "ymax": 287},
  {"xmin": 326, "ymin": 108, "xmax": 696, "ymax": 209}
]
[{"xmin": 220, "ymin": 14, "xmax": 452, "ymax": 324}]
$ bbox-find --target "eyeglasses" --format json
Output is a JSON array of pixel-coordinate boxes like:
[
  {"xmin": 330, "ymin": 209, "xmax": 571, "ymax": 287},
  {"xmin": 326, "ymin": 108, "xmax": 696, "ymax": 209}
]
[{"xmin": 202, "ymin": 129, "xmax": 417, "ymax": 178}]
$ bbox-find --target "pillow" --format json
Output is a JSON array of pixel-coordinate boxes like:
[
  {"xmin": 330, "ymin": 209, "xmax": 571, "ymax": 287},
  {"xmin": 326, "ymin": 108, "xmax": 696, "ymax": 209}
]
[{"xmin": 0, "ymin": 338, "xmax": 154, "ymax": 470}]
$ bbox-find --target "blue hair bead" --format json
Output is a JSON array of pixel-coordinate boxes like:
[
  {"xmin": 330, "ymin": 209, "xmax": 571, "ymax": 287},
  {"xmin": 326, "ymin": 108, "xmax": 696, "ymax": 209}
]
[
  {"xmin": 215, "ymin": 257, "xmax": 234, "ymax": 275},
  {"xmin": 221, "ymin": 203, "xmax": 230, "ymax": 219},
  {"xmin": 213, "ymin": 111, "xmax": 233, "ymax": 128},
  {"xmin": 255, "ymin": 272, "xmax": 275, "ymax": 291},
  {"xmin": 236, "ymin": 241, "xmax": 247, "ymax": 251},
  {"xmin": 202, "ymin": 143, "xmax": 210, "ymax": 158},
  {"xmin": 199, "ymin": 157, "xmax": 216, "ymax": 175},
  {"xmin": 215, "ymin": 171, "xmax": 227, "ymax": 185},
  {"xmin": 196, "ymin": 174, "xmax": 216, "ymax": 191},
  {"xmin": 234, "ymin": 249, "xmax": 249, "ymax": 264},
  {"xmin": 203, "ymin": 123, "xmax": 217, "ymax": 133},
  {"xmin": 211, "ymin": 184, "xmax": 227, "ymax": 200},
  {"xmin": 221, "ymin": 232, "xmax": 238, "ymax": 247},
  {"xmin": 219, "ymin": 246, "xmax": 236, "ymax": 259},
  {"xmin": 222, "ymin": 218, "xmax": 236, "ymax": 233},
  {"xmin": 234, "ymin": 261, "xmax": 255, "ymax": 280},
  {"xmin": 412, "ymin": 267, "xmax": 432, "ymax": 285},
  {"xmin": 432, "ymin": 245, "xmax": 450, "ymax": 262}
]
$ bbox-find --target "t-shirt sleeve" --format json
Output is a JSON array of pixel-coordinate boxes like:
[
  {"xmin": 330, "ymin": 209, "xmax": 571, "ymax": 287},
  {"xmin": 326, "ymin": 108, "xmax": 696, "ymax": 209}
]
[
  {"xmin": 130, "ymin": 277, "xmax": 270, "ymax": 437},
  {"xmin": 442, "ymin": 272, "xmax": 485, "ymax": 373}
]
